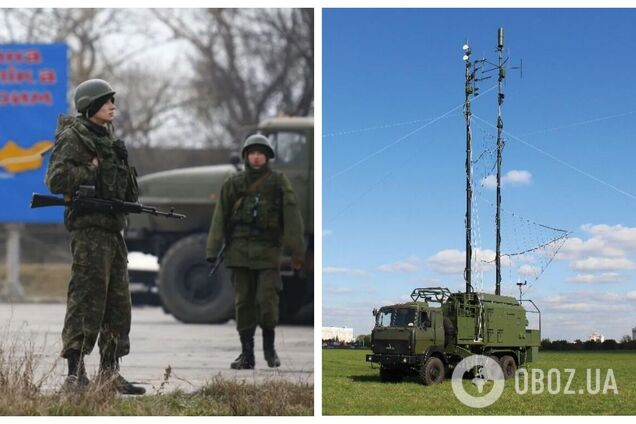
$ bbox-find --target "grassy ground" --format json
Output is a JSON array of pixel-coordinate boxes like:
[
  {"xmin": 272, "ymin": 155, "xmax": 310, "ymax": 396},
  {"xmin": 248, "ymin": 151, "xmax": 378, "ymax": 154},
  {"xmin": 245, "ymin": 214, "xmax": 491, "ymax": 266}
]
[
  {"xmin": 0, "ymin": 352, "xmax": 313, "ymax": 416},
  {"xmin": 0, "ymin": 315, "xmax": 313, "ymax": 416},
  {"xmin": 323, "ymin": 349, "xmax": 636, "ymax": 415},
  {"xmin": 0, "ymin": 377, "xmax": 313, "ymax": 416},
  {"xmin": 0, "ymin": 263, "xmax": 69, "ymax": 299}
]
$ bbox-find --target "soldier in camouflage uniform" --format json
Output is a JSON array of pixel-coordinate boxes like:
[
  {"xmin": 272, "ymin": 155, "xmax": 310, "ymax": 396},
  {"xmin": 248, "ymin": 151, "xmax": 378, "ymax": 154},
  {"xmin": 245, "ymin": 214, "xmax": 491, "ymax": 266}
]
[
  {"xmin": 206, "ymin": 134, "xmax": 305, "ymax": 369},
  {"xmin": 45, "ymin": 79, "xmax": 145, "ymax": 394}
]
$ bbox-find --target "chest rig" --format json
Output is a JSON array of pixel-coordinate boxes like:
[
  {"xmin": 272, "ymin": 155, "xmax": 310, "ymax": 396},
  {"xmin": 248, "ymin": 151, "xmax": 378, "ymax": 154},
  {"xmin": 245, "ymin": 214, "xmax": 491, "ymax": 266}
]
[
  {"xmin": 73, "ymin": 123, "xmax": 139, "ymax": 203},
  {"xmin": 229, "ymin": 170, "xmax": 283, "ymax": 242}
]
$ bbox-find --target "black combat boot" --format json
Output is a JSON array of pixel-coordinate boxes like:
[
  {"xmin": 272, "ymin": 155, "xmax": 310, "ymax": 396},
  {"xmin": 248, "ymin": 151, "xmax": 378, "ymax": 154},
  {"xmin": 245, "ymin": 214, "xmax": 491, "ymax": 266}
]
[
  {"xmin": 231, "ymin": 330, "xmax": 255, "ymax": 370},
  {"xmin": 62, "ymin": 349, "xmax": 89, "ymax": 392},
  {"xmin": 262, "ymin": 328, "xmax": 281, "ymax": 368},
  {"xmin": 98, "ymin": 353, "xmax": 146, "ymax": 395}
]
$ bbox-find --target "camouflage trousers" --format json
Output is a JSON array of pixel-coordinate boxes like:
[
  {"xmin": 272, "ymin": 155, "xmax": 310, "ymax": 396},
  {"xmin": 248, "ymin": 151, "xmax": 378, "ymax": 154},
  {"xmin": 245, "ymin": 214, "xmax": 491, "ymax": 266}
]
[
  {"xmin": 230, "ymin": 268, "xmax": 282, "ymax": 333},
  {"xmin": 61, "ymin": 227, "xmax": 131, "ymax": 359}
]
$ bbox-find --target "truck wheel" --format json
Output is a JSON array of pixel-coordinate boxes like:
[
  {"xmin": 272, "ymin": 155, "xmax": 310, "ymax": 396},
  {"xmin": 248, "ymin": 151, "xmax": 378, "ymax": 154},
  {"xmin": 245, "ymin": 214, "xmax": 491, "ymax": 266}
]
[
  {"xmin": 380, "ymin": 367, "xmax": 403, "ymax": 383},
  {"xmin": 158, "ymin": 233, "xmax": 235, "ymax": 323},
  {"xmin": 420, "ymin": 357, "xmax": 445, "ymax": 385},
  {"xmin": 499, "ymin": 355, "xmax": 517, "ymax": 379}
]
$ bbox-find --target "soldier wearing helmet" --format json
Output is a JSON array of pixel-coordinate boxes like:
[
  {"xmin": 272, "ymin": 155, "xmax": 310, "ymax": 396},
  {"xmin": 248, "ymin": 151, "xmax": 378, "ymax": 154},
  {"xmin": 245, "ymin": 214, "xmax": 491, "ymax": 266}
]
[
  {"xmin": 44, "ymin": 79, "xmax": 145, "ymax": 394},
  {"xmin": 206, "ymin": 133, "xmax": 305, "ymax": 370}
]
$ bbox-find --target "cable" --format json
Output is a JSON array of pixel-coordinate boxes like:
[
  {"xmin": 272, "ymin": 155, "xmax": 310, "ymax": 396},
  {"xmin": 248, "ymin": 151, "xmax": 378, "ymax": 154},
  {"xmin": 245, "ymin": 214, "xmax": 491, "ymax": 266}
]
[
  {"xmin": 322, "ymin": 115, "xmax": 460, "ymax": 138},
  {"xmin": 517, "ymin": 110, "xmax": 636, "ymax": 138},
  {"xmin": 326, "ymin": 85, "xmax": 498, "ymax": 182},
  {"xmin": 472, "ymin": 114, "xmax": 636, "ymax": 202}
]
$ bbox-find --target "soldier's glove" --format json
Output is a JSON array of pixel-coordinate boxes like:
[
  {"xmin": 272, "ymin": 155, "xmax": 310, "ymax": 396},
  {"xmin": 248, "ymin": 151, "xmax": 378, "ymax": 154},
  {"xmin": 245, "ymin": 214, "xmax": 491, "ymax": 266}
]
[
  {"xmin": 113, "ymin": 139, "xmax": 128, "ymax": 161},
  {"xmin": 292, "ymin": 258, "xmax": 304, "ymax": 271}
]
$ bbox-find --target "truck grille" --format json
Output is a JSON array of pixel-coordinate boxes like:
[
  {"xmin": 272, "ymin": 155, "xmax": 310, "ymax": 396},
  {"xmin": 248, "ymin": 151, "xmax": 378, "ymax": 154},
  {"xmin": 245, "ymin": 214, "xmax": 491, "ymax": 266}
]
[{"xmin": 374, "ymin": 339, "xmax": 410, "ymax": 354}]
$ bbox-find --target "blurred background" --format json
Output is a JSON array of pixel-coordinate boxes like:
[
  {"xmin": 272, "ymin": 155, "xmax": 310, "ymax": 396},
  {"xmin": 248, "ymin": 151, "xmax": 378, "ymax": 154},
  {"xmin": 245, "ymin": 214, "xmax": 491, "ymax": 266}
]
[{"xmin": 0, "ymin": 8, "xmax": 314, "ymax": 313}]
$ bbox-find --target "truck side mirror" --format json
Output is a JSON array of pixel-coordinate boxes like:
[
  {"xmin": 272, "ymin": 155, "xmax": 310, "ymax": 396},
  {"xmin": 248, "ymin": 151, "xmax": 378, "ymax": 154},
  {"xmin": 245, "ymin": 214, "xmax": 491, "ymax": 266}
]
[
  {"xmin": 229, "ymin": 152, "xmax": 241, "ymax": 168},
  {"xmin": 372, "ymin": 308, "xmax": 378, "ymax": 316}
]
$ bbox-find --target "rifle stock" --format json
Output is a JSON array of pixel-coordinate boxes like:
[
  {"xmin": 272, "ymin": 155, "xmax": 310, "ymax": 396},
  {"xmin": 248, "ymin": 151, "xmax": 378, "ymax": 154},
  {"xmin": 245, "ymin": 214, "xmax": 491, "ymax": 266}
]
[{"xmin": 30, "ymin": 193, "xmax": 68, "ymax": 208}]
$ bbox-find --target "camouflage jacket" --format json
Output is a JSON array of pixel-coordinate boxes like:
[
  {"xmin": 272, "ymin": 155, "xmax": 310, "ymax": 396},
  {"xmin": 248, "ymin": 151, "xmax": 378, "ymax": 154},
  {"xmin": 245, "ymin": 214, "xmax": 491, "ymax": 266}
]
[
  {"xmin": 45, "ymin": 115, "xmax": 138, "ymax": 233},
  {"xmin": 206, "ymin": 164, "xmax": 305, "ymax": 269}
]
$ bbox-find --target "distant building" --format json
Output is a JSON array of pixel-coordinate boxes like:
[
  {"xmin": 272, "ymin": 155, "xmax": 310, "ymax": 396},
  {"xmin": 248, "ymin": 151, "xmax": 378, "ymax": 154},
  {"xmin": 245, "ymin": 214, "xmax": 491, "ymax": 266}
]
[
  {"xmin": 322, "ymin": 326, "xmax": 354, "ymax": 343},
  {"xmin": 589, "ymin": 331, "xmax": 605, "ymax": 343}
]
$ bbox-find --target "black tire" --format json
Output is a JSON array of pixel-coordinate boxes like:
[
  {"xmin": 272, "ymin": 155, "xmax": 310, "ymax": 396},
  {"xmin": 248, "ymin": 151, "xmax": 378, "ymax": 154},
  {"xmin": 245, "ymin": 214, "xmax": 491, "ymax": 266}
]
[
  {"xmin": 289, "ymin": 301, "xmax": 314, "ymax": 325},
  {"xmin": 419, "ymin": 357, "xmax": 445, "ymax": 385},
  {"xmin": 158, "ymin": 233, "xmax": 235, "ymax": 323},
  {"xmin": 499, "ymin": 355, "xmax": 517, "ymax": 379},
  {"xmin": 380, "ymin": 367, "xmax": 403, "ymax": 383}
]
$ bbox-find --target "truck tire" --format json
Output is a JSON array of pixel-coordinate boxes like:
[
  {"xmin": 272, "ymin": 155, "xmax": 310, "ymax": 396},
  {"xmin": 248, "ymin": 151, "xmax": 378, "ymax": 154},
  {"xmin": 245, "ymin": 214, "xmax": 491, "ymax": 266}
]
[
  {"xmin": 290, "ymin": 301, "xmax": 314, "ymax": 325},
  {"xmin": 420, "ymin": 357, "xmax": 445, "ymax": 385},
  {"xmin": 158, "ymin": 233, "xmax": 235, "ymax": 323},
  {"xmin": 499, "ymin": 355, "xmax": 517, "ymax": 379},
  {"xmin": 380, "ymin": 366, "xmax": 403, "ymax": 383}
]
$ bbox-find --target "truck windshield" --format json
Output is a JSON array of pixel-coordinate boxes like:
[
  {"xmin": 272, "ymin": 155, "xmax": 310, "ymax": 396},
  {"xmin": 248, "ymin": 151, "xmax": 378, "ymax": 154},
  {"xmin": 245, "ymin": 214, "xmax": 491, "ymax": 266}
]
[
  {"xmin": 267, "ymin": 131, "xmax": 308, "ymax": 167},
  {"xmin": 377, "ymin": 308, "xmax": 416, "ymax": 327}
]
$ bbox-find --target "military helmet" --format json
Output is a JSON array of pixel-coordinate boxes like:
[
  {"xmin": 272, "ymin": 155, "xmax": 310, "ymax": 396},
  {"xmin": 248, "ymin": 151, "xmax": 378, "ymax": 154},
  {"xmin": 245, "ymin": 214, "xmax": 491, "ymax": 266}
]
[
  {"xmin": 241, "ymin": 134, "xmax": 275, "ymax": 159},
  {"xmin": 74, "ymin": 79, "xmax": 116, "ymax": 113}
]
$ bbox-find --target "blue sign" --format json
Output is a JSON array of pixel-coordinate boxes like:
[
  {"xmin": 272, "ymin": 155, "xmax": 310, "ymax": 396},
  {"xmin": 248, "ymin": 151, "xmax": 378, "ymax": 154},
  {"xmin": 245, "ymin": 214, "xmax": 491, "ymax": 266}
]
[{"xmin": 0, "ymin": 43, "xmax": 68, "ymax": 223}]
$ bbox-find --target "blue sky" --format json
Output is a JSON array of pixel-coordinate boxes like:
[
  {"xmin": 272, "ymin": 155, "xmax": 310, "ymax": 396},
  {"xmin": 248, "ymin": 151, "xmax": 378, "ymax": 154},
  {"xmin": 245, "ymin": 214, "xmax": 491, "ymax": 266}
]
[{"xmin": 323, "ymin": 8, "xmax": 636, "ymax": 341}]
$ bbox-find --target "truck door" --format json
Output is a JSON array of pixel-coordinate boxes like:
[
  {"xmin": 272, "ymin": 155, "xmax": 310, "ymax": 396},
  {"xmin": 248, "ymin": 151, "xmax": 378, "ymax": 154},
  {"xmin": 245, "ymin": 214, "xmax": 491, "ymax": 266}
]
[{"xmin": 415, "ymin": 309, "xmax": 436, "ymax": 353}]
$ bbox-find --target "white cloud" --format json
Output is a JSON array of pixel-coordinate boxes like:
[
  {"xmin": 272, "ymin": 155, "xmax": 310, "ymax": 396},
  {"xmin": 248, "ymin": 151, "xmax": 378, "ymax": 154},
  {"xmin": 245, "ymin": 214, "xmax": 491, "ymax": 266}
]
[
  {"xmin": 427, "ymin": 250, "xmax": 465, "ymax": 274},
  {"xmin": 581, "ymin": 224, "xmax": 636, "ymax": 251},
  {"xmin": 378, "ymin": 256, "xmax": 420, "ymax": 273},
  {"xmin": 536, "ymin": 290, "xmax": 636, "ymax": 340},
  {"xmin": 570, "ymin": 257, "xmax": 635, "ymax": 272},
  {"xmin": 556, "ymin": 237, "xmax": 625, "ymax": 261},
  {"xmin": 481, "ymin": 169, "xmax": 532, "ymax": 189},
  {"xmin": 323, "ymin": 267, "xmax": 368, "ymax": 276},
  {"xmin": 324, "ymin": 287, "xmax": 353, "ymax": 295},
  {"xmin": 548, "ymin": 302, "xmax": 593, "ymax": 312},
  {"xmin": 518, "ymin": 264, "xmax": 541, "ymax": 277},
  {"xmin": 567, "ymin": 272, "xmax": 625, "ymax": 284},
  {"xmin": 323, "ymin": 229, "xmax": 333, "ymax": 237},
  {"xmin": 427, "ymin": 248, "xmax": 511, "ymax": 274}
]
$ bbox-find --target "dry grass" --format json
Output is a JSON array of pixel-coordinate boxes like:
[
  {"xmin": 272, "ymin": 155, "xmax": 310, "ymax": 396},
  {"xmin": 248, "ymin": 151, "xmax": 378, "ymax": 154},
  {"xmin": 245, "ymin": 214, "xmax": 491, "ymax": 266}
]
[
  {"xmin": 0, "ymin": 263, "xmax": 70, "ymax": 299},
  {"xmin": 0, "ymin": 337, "xmax": 313, "ymax": 416}
]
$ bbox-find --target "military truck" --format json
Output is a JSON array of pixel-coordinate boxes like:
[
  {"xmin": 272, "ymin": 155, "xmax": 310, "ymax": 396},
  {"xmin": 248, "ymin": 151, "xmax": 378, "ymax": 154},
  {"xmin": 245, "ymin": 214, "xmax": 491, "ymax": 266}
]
[
  {"xmin": 125, "ymin": 116, "xmax": 313, "ymax": 324},
  {"xmin": 366, "ymin": 287, "xmax": 540, "ymax": 385}
]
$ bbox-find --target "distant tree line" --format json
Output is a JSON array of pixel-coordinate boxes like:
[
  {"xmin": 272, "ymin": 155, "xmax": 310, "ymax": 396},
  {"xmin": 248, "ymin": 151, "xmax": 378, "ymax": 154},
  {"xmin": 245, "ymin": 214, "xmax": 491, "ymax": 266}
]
[{"xmin": 541, "ymin": 336, "xmax": 636, "ymax": 351}]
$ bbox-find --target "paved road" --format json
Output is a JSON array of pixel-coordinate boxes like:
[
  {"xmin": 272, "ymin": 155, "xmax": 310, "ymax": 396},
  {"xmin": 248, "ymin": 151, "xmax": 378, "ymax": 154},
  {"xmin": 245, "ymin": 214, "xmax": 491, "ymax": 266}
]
[{"xmin": 0, "ymin": 302, "xmax": 314, "ymax": 393}]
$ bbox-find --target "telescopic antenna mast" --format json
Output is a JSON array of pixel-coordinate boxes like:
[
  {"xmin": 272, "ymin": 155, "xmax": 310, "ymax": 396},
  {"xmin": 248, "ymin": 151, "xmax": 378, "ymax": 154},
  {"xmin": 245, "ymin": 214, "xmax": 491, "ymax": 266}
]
[
  {"xmin": 495, "ymin": 27, "xmax": 505, "ymax": 296},
  {"xmin": 463, "ymin": 41, "xmax": 474, "ymax": 294}
]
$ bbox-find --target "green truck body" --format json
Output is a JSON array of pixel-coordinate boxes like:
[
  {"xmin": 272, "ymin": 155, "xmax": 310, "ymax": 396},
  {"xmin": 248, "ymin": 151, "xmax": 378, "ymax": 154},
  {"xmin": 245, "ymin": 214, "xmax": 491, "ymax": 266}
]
[{"xmin": 366, "ymin": 287, "xmax": 540, "ymax": 384}]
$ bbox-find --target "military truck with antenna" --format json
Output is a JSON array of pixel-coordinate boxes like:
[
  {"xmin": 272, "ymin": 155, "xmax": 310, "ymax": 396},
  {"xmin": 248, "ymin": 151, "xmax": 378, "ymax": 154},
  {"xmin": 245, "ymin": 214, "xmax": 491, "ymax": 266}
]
[
  {"xmin": 125, "ymin": 116, "xmax": 314, "ymax": 324},
  {"xmin": 366, "ymin": 287, "xmax": 541, "ymax": 384},
  {"xmin": 366, "ymin": 29, "xmax": 548, "ymax": 385}
]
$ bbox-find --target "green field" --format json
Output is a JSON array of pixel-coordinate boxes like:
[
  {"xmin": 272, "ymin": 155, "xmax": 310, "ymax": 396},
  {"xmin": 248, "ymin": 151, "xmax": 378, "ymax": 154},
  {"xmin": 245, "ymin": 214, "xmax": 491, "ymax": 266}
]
[{"xmin": 323, "ymin": 349, "xmax": 636, "ymax": 415}]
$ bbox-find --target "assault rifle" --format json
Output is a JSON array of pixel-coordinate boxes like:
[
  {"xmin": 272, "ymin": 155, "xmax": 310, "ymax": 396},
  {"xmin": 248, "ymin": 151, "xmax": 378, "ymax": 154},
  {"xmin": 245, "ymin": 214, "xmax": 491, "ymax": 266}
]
[
  {"xmin": 209, "ymin": 194, "xmax": 261, "ymax": 278},
  {"xmin": 30, "ymin": 185, "xmax": 186, "ymax": 219},
  {"xmin": 208, "ymin": 242, "xmax": 227, "ymax": 278}
]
